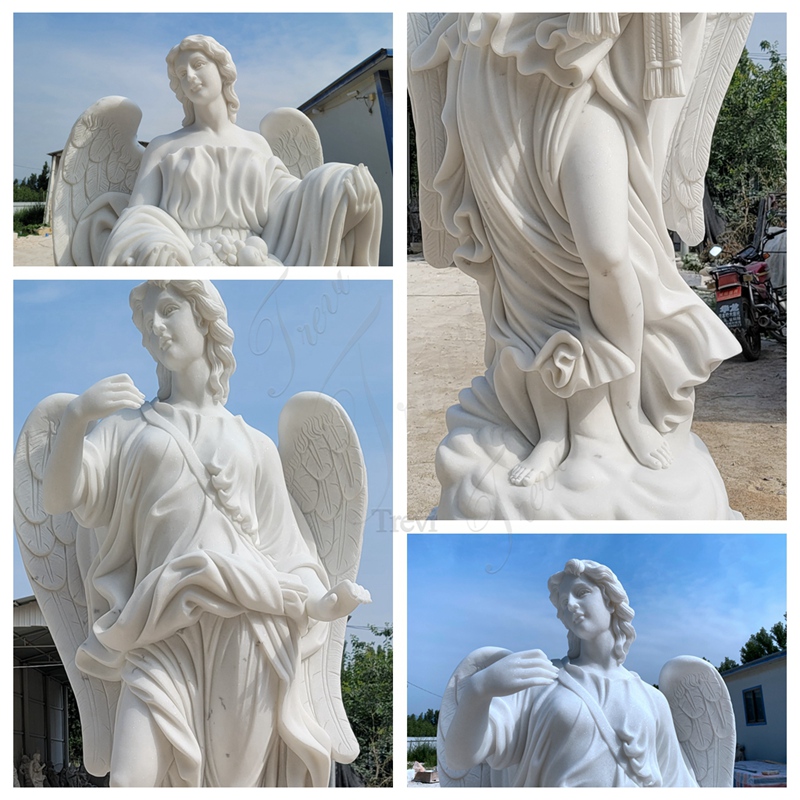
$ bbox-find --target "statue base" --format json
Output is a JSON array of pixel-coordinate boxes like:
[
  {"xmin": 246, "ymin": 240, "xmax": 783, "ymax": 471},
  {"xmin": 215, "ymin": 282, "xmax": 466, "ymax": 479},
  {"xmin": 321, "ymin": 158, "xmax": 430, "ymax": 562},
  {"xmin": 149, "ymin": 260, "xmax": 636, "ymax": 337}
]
[{"xmin": 435, "ymin": 381, "xmax": 742, "ymax": 521}]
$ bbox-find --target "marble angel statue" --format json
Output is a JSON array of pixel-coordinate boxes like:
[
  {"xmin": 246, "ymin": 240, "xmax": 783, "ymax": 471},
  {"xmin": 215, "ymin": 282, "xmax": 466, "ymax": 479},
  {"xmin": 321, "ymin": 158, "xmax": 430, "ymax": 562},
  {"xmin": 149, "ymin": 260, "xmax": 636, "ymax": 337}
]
[
  {"xmin": 14, "ymin": 280, "xmax": 372, "ymax": 787},
  {"xmin": 437, "ymin": 559, "xmax": 735, "ymax": 787},
  {"xmin": 408, "ymin": 13, "xmax": 752, "ymax": 519},
  {"xmin": 51, "ymin": 34, "xmax": 382, "ymax": 266}
]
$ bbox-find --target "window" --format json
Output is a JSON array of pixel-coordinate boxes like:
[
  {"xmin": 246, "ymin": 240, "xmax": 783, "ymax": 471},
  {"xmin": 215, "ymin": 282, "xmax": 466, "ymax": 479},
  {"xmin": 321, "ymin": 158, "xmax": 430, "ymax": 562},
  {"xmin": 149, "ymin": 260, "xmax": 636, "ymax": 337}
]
[{"xmin": 743, "ymin": 686, "xmax": 766, "ymax": 725}]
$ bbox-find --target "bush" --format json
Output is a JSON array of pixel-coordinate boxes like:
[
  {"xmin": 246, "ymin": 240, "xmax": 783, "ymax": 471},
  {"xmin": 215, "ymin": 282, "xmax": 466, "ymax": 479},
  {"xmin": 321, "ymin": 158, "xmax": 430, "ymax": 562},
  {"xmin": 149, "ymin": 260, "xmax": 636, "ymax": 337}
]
[
  {"xmin": 341, "ymin": 625, "xmax": 392, "ymax": 787},
  {"xmin": 681, "ymin": 252, "xmax": 703, "ymax": 272},
  {"xmin": 13, "ymin": 204, "xmax": 45, "ymax": 237},
  {"xmin": 407, "ymin": 742, "xmax": 437, "ymax": 769}
]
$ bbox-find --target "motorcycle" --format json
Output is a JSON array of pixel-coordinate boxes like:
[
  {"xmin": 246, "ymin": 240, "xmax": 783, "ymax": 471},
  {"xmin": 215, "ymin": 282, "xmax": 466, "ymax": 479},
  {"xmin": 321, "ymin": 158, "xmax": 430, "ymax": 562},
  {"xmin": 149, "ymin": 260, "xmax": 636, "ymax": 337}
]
[{"xmin": 708, "ymin": 230, "xmax": 786, "ymax": 361}]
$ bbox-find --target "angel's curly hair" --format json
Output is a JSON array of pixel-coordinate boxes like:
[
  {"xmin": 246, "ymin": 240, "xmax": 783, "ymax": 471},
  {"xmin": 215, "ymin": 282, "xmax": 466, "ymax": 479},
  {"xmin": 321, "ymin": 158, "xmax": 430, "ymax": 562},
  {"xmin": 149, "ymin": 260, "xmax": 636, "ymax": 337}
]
[
  {"xmin": 130, "ymin": 280, "xmax": 236, "ymax": 405},
  {"xmin": 547, "ymin": 559, "xmax": 636, "ymax": 665},
  {"xmin": 166, "ymin": 34, "xmax": 240, "ymax": 126}
]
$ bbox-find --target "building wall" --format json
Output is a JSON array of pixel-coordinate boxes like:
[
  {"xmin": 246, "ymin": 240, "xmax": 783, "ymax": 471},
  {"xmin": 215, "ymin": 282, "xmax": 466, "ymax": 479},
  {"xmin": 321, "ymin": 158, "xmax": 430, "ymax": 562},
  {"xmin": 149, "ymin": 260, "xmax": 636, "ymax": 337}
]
[
  {"xmin": 307, "ymin": 69, "xmax": 393, "ymax": 266},
  {"xmin": 723, "ymin": 655, "xmax": 786, "ymax": 762}
]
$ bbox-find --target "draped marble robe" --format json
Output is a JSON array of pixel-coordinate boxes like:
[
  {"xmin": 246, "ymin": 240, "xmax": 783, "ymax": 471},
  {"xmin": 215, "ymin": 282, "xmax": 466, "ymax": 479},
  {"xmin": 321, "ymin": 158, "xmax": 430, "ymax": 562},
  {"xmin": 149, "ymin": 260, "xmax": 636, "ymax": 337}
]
[
  {"xmin": 72, "ymin": 402, "xmax": 333, "ymax": 787},
  {"xmin": 469, "ymin": 662, "xmax": 697, "ymax": 787},
  {"xmin": 98, "ymin": 145, "xmax": 380, "ymax": 267},
  {"xmin": 411, "ymin": 13, "xmax": 744, "ymax": 519}
]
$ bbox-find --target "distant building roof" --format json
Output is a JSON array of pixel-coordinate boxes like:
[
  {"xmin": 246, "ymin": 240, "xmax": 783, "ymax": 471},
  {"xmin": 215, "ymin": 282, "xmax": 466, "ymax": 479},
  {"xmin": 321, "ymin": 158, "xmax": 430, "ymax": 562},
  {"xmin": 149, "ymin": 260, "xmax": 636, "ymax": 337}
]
[
  {"xmin": 720, "ymin": 649, "xmax": 786, "ymax": 678},
  {"xmin": 299, "ymin": 48, "xmax": 392, "ymax": 112},
  {"xmin": 14, "ymin": 596, "xmax": 68, "ymax": 682}
]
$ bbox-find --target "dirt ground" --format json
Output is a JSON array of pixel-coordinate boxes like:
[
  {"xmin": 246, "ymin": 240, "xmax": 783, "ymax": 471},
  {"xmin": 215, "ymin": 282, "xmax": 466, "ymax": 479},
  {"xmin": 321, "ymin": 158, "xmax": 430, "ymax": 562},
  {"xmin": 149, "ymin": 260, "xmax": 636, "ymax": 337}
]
[
  {"xmin": 407, "ymin": 259, "xmax": 786, "ymax": 521},
  {"xmin": 692, "ymin": 337, "xmax": 786, "ymax": 520},
  {"xmin": 13, "ymin": 230, "xmax": 55, "ymax": 266}
]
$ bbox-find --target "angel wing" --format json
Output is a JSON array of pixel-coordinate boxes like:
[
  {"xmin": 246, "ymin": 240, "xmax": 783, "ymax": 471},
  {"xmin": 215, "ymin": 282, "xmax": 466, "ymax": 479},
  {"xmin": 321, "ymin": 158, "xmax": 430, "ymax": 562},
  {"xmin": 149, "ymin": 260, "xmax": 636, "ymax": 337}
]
[
  {"xmin": 51, "ymin": 96, "xmax": 145, "ymax": 266},
  {"xmin": 437, "ymin": 647, "xmax": 513, "ymax": 787},
  {"xmin": 14, "ymin": 394, "xmax": 119, "ymax": 777},
  {"xmin": 662, "ymin": 13, "xmax": 753, "ymax": 244},
  {"xmin": 408, "ymin": 13, "xmax": 459, "ymax": 268},
  {"xmin": 659, "ymin": 655, "xmax": 735, "ymax": 787},
  {"xmin": 260, "ymin": 108, "xmax": 324, "ymax": 179},
  {"xmin": 278, "ymin": 391, "xmax": 368, "ymax": 762}
]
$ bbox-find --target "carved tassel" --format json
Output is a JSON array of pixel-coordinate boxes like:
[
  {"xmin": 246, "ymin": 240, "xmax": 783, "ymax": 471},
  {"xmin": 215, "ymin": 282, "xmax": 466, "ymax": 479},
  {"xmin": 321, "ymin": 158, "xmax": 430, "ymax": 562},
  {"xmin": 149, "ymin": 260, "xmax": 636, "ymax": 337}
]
[
  {"xmin": 643, "ymin": 13, "xmax": 685, "ymax": 99},
  {"xmin": 567, "ymin": 13, "xmax": 620, "ymax": 43}
]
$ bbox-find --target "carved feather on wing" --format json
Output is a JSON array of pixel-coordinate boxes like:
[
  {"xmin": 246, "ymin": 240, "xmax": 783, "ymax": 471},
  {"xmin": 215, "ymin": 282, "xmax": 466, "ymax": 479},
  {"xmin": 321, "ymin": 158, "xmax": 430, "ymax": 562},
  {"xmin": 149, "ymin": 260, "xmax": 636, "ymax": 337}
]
[
  {"xmin": 659, "ymin": 655, "xmax": 735, "ymax": 787},
  {"xmin": 662, "ymin": 14, "xmax": 753, "ymax": 244},
  {"xmin": 408, "ymin": 13, "xmax": 459, "ymax": 268},
  {"xmin": 14, "ymin": 394, "xmax": 119, "ymax": 776},
  {"xmin": 278, "ymin": 391, "xmax": 367, "ymax": 762},
  {"xmin": 52, "ymin": 96, "xmax": 145, "ymax": 265},
  {"xmin": 260, "ymin": 108, "xmax": 324, "ymax": 179}
]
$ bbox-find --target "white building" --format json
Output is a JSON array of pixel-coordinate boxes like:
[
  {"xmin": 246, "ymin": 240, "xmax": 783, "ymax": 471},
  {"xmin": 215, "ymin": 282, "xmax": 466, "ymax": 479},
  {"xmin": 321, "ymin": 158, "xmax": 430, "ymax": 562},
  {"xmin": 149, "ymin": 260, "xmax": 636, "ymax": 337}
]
[
  {"xmin": 300, "ymin": 48, "xmax": 393, "ymax": 266},
  {"xmin": 721, "ymin": 650, "xmax": 786, "ymax": 763}
]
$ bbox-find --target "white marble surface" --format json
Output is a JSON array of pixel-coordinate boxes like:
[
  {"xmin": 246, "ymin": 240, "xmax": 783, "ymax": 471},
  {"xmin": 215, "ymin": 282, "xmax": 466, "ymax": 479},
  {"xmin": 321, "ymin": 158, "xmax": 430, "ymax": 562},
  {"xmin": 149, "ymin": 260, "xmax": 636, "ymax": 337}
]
[
  {"xmin": 52, "ymin": 35, "xmax": 381, "ymax": 266},
  {"xmin": 437, "ymin": 559, "xmax": 735, "ymax": 787},
  {"xmin": 409, "ymin": 13, "xmax": 752, "ymax": 519},
  {"xmin": 14, "ymin": 280, "xmax": 370, "ymax": 786}
]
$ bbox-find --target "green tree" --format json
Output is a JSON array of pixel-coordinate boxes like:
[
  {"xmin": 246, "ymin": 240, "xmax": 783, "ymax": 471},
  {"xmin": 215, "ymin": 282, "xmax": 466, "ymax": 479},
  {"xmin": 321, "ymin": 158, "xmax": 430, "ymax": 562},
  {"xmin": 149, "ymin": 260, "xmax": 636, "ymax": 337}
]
[
  {"xmin": 771, "ymin": 615, "xmax": 787, "ymax": 649},
  {"xmin": 13, "ymin": 162, "xmax": 50, "ymax": 202},
  {"xmin": 407, "ymin": 708, "xmax": 438, "ymax": 737},
  {"xmin": 13, "ymin": 181, "xmax": 44, "ymax": 203},
  {"xmin": 341, "ymin": 625, "xmax": 392, "ymax": 787},
  {"xmin": 740, "ymin": 626, "xmax": 779, "ymax": 664},
  {"xmin": 707, "ymin": 41, "xmax": 786, "ymax": 253},
  {"xmin": 36, "ymin": 162, "xmax": 50, "ymax": 194},
  {"xmin": 719, "ymin": 615, "xmax": 787, "ymax": 671}
]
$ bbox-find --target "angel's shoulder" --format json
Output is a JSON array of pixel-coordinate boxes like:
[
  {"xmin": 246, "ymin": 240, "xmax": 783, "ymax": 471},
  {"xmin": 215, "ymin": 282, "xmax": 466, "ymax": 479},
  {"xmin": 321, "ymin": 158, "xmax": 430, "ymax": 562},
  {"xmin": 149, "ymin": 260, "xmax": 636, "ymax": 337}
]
[
  {"xmin": 233, "ymin": 416, "xmax": 279, "ymax": 458},
  {"xmin": 139, "ymin": 130, "xmax": 187, "ymax": 161},
  {"xmin": 235, "ymin": 127, "xmax": 275, "ymax": 159}
]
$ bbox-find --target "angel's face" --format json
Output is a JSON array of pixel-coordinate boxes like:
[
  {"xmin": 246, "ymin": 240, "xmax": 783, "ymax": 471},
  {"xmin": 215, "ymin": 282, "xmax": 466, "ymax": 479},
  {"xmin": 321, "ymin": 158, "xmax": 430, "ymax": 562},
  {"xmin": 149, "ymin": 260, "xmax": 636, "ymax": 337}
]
[
  {"xmin": 141, "ymin": 284, "xmax": 207, "ymax": 373},
  {"xmin": 556, "ymin": 575, "xmax": 612, "ymax": 642},
  {"xmin": 174, "ymin": 48, "xmax": 223, "ymax": 107}
]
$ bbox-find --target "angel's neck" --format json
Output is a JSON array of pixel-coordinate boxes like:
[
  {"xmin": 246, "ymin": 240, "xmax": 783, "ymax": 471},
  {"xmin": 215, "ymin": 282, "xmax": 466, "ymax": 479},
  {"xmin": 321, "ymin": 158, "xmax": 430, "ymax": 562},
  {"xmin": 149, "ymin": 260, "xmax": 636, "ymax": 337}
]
[
  {"xmin": 165, "ymin": 360, "xmax": 215, "ymax": 411},
  {"xmin": 572, "ymin": 631, "xmax": 619, "ymax": 673},
  {"xmin": 191, "ymin": 97, "xmax": 231, "ymax": 135}
]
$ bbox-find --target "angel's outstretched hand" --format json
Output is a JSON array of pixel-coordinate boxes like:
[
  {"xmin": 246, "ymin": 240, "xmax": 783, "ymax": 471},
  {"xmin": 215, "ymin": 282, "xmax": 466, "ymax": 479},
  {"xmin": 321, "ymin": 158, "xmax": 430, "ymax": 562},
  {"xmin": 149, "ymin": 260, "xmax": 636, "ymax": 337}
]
[
  {"xmin": 307, "ymin": 580, "xmax": 372, "ymax": 622},
  {"xmin": 69, "ymin": 374, "xmax": 146, "ymax": 425}
]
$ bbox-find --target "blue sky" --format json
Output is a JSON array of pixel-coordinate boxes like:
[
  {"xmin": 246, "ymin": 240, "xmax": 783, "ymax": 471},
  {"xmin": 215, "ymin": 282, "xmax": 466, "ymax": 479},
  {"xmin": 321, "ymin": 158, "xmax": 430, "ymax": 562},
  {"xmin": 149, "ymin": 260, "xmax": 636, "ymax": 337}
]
[
  {"xmin": 744, "ymin": 13, "xmax": 786, "ymax": 59},
  {"xmin": 408, "ymin": 534, "xmax": 786, "ymax": 714},
  {"xmin": 13, "ymin": 279, "xmax": 393, "ymax": 638},
  {"xmin": 14, "ymin": 12, "xmax": 393, "ymax": 182}
]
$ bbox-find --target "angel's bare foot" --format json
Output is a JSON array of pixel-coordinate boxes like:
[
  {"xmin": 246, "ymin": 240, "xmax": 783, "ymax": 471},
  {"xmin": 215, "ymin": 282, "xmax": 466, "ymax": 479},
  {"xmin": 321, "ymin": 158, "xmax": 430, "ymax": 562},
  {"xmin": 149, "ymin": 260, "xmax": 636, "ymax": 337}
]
[
  {"xmin": 618, "ymin": 408, "xmax": 672, "ymax": 469},
  {"xmin": 509, "ymin": 439, "xmax": 568, "ymax": 486}
]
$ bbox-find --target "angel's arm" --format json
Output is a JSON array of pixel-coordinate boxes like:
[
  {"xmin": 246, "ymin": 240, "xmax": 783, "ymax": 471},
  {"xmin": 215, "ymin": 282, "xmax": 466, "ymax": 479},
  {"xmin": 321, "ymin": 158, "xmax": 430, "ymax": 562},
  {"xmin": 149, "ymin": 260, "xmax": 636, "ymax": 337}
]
[
  {"xmin": 446, "ymin": 651, "xmax": 558, "ymax": 770},
  {"xmin": 126, "ymin": 141, "xmax": 165, "ymax": 208},
  {"xmin": 43, "ymin": 375, "xmax": 145, "ymax": 515}
]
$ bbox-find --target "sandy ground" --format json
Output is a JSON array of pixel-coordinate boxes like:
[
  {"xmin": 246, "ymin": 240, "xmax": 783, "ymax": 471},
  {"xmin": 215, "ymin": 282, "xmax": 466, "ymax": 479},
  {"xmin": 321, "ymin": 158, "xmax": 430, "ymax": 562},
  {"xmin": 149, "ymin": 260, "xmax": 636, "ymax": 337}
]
[
  {"xmin": 407, "ymin": 258, "xmax": 786, "ymax": 521},
  {"xmin": 13, "ymin": 231, "xmax": 56, "ymax": 266}
]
